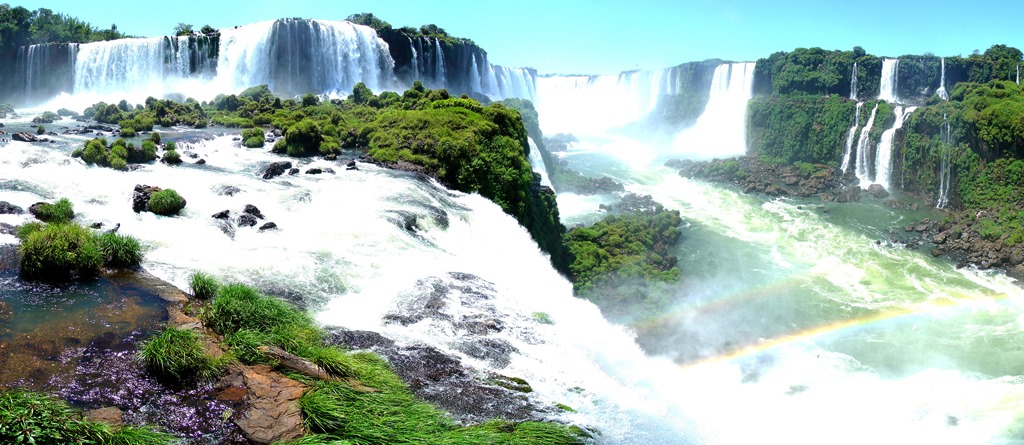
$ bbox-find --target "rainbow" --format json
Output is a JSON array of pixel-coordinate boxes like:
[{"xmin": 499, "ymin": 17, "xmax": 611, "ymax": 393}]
[{"xmin": 677, "ymin": 293, "xmax": 1012, "ymax": 370}]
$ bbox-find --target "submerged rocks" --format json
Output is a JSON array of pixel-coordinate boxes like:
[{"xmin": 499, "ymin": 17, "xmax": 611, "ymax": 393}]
[{"xmin": 261, "ymin": 161, "xmax": 292, "ymax": 180}]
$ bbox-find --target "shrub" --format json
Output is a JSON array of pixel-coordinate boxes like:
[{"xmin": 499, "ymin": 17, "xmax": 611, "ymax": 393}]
[
  {"xmin": 283, "ymin": 119, "xmax": 323, "ymax": 156},
  {"xmin": 36, "ymin": 124, "xmax": 45, "ymax": 135},
  {"xmin": 138, "ymin": 327, "xmax": 220, "ymax": 380},
  {"xmin": 96, "ymin": 232, "xmax": 143, "ymax": 268},
  {"xmin": 188, "ymin": 271, "xmax": 219, "ymax": 300},
  {"xmin": 18, "ymin": 222, "xmax": 102, "ymax": 281},
  {"xmin": 149, "ymin": 131, "xmax": 161, "ymax": 144},
  {"xmin": 81, "ymin": 139, "xmax": 109, "ymax": 165},
  {"xmin": 162, "ymin": 149, "xmax": 181, "ymax": 165},
  {"xmin": 148, "ymin": 189, "xmax": 185, "ymax": 216},
  {"xmin": 242, "ymin": 127, "xmax": 265, "ymax": 148},
  {"xmin": 119, "ymin": 125, "xmax": 137, "ymax": 138}
]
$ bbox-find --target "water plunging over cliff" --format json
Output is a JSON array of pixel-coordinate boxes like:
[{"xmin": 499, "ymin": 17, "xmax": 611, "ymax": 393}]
[
  {"xmin": 854, "ymin": 103, "xmax": 880, "ymax": 183},
  {"xmin": 841, "ymin": 102, "xmax": 863, "ymax": 173},
  {"xmin": 850, "ymin": 62, "xmax": 859, "ymax": 100},
  {"xmin": 937, "ymin": 114, "xmax": 953, "ymax": 209},
  {"xmin": 528, "ymin": 138, "xmax": 554, "ymax": 189},
  {"xmin": 670, "ymin": 62, "xmax": 756, "ymax": 159},
  {"xmin": 937, "ymin": 58, "xmax": 949, "ymax": 101},
  {"xmin": 879, "ymin": 58, "xmax": 900, "ymax": 104},
  {"xmin": 873, "ymin": 106, "xmax": 916, "ymax": 189}
]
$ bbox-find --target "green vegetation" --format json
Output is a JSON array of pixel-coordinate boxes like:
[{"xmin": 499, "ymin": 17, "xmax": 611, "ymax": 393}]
[
  {"xmin": 147, "ymin": 189, "xmax": 185, "ymax": 216},
  {"xmin": 191, "ymin": 276, "xmax": 581, "ymax": 445},
  {"xmin": 36, "ymin": 124, "xmax": 44, "ymax": 135},
  {"xmin": 189, "ymin": 271, "xmax": 219, "ymax": 300},
  {"xmin": 242, "ymin": 127, "xmax": 265, "ymax": 147},
  {"xmin": 0, "ymin": 6, "xmax": 128, "ymax": 56},
  {"xmin": 16, "ymin": 200, "xmax": 144, "ymax": 281},
  {"xmin": 564, "ymin": 197, "xmax": 683, "ymax": 317},
  {"xmin": 748, "ymin": 95, "xmax": 859, "ymax": 164},
  {"xmin": 73, "ymin": 137, "xmax": 157, "ymax": 168},
  {"xmin": 138, "ymin": 326, "xmax": 223, "ymax": 381},
  {"xmin": 31, "ymin": 197, "xmax": 74, "ymax": 223},
  {"xmin": 161, "ymin": 148, "xmax": 181, "ymax": 164},
  {"xmin": 0, "ymin": 389, "xmax": 176, "ymax": 445}
]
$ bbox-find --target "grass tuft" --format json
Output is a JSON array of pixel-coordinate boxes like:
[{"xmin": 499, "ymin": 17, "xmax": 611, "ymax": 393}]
[
  {"xmin": 188, "ymin": 271, "xmax": 219, "ymax": 300},
  {"xmin": 138, "ymin": 327, "xmax": 221, "ymax": 381},
  {"xmin": 96, "ymin": 232, "xmax": 144, "ymax": 268}
]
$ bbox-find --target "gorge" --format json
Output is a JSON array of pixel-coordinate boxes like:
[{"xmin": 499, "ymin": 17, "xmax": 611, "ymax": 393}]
[{"xmin": 1, "ymin": 8, "xmax": 1024, "ymax": 445}]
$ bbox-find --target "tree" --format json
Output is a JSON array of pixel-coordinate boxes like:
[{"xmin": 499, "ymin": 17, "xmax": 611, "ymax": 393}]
[
  {"xmin": 173, "ymin": 22, "xmax": 193, "ymax": 36},
  {"xmin": 346, "ymin": 13, "xmax": 390, "ymax": 31},
  {"xmin": 200, "ymin": 24, "xmax": 215, "ymax": 35}
]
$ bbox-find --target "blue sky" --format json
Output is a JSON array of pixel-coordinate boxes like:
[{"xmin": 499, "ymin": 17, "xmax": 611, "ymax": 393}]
[{"xmin": 13, "ymin": 0, "xmax": 1024, "ymax": 75}]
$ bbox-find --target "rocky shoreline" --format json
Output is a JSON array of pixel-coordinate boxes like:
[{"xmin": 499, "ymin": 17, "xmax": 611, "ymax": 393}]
[{"xmin": 667, "ymin": 156, "xmax": 1024, "ymax": 280}]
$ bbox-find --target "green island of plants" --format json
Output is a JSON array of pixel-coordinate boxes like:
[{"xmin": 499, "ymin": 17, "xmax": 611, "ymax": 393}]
[
  {"xmin": 564, "ymin": 196, "xmax": 684, "ymax": 319},
  {"xmin": 16, "ymin": 198, "xmax": 144, "ymax": 281}
]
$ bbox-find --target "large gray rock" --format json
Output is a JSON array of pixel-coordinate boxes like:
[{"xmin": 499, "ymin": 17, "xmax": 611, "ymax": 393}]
[
  {"xmin": 835, "ymin": 186, "xmax": 862, "ymax": 203},
  {"xmin": 867, "ymin": 183, "xmax": 889, "ymax": 199}
]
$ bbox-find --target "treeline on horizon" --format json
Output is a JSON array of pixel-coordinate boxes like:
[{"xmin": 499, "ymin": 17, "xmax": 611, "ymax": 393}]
[{"xmin": 0, "ymin": 4, "xmax": 127, "ymax": 56}]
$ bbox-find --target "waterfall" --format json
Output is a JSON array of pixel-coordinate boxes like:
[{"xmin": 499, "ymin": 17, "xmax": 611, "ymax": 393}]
[
  {"xmin": 879, "ymin": 58, "xmax": 899, "ymax": 103},
  {"xmin": 12, "ymin": 43, "xmax": 77, "ymax": 104},
  {"xmin": 671, "ymin": 62, "xmax": 757, "ymax": 159},
  {"xmin": 1017, "ymin": 65, "xmax": 1020, "ymax": 85},
  {"xmin": 840, "ymin": 102, "xmax": 863, "ymax": 173},
  {"xmin": 434, "ymin": 37, "xmax": 447, "ymax": 88},
  {"xmin": 872, "ymin": 106, "xmax": 917, "ymax": 189},
  {"xmin": 850, "ymin": 62, "xmax": 859, "ymax": 100},
  {"xmin": 937, "ymin": 114, "xmax": 953, "ymax": 209},
  {"xmin": 469, "ymin": 54, "xmax": 482, "ymax": 93},
  {"xmin": 854, "ymin": 103, "xmax": 880, "ymax": 183},
  {"xmin": 527, "ymin": 137, "xmax": 554, "ymax": 190},
  {"xmin": 408, "ymin": 36, "xmax": 419, "ymax": 80},
  {"xmin": 936, "ymin": 58, "xmax": 949, "ymax": 101}
]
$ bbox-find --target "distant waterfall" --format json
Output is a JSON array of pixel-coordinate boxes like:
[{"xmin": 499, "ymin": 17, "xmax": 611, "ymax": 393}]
[
  {"xmin": 937, "ymin": 114, "xmax": 953, "ymax": 209},
  {"xmin": 854, "ymin": 103, "xmax": 880, "ymax": 183},
  {"xmin": 527, "ymin": 138, "xmax": 554, "ymax": 190},
  {"xmin": 840, "ymin": 102, "xmax": 863, "ymax": 173},
  {"xmin": 434, "ymin": 38, "xmax": 447, "ymax": 88},
  {"xmin": 408, "ymin": 37, "xmax": 419, "ymax": 79},
  {"xmin": 872, "ymin": 106, "xmax": 917, "ymax": 189},
  {"xmin": 879, "ymin": 58, "xmax": 899, "ymax": 103},
  {"xmin": 1018, "ymin": 65, "xmax": 1020, "ymax": 85},
  {"xmin": 936, "ymin": 58, "xmax": 949, "ymax": 101},
  {"xmin": 12, "ymin": 43, "xmax": 77, "ymax": 104},
  {"xmin": 850, "ymin": 62, "xmax": 859, "ymax": 100},
  {"xmin": 671, "ymin": 62, "xmax": 757, "ymax": 159},
  {"xmin": 74, "ymin": 34, "xmax": 219, "ymax": 100}
]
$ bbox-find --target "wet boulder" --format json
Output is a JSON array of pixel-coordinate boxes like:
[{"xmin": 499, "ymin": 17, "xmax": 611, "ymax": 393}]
[
  {"xmin": 0, "ymin": 201, "xmax": 24, "ymax": 214},
  {"xmin": 867, "ymin": 183, "xmax": 889, "ymax": 199},
  {"xmin": 131, "ymin": 185, "xmax": 161, "ymax": 213},
  {"xmin": 243, "ymin": 204, "xmax": 264, "ymax": 219},
  {"xmin": 261, "ymin": 162, "xmax": 292, "ymax": 180},
  {"xmin": 835, "ymin": 186, "xmax": 862, "ymax": 203}
]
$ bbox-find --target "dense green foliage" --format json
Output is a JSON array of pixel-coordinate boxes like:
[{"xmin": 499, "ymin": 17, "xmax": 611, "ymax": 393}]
[
  {"xmin": 138, "ymin": 327, "xmax": 222, "ymax": 381},
  {"xmin": 0, "ymin": 389, "xmax": 176, "ymax": 445},
  {"xmin": 564, "ymin": 198, "xmax": 683, "ymax": 317},
  {"xmin": 748, "ymin": 94, "xmax": 859, "ymax": 164},
  {"xmin": 0, "ymin": 5, "xmax": 128, "ymax": 54},
  {"xmin": 755, "ymin": 47, "xmax": 879, "ymax": 98},
  {"xmin": 73, "ymin": 137, "xmax": 157, "ymax": 168},
  {"xmin": 147, "ymin": 189, "xmax": 185, "ymax": 216},
  {"xmin": 242, "ymin": 127, "xmax": 265, "ymax": 147}
]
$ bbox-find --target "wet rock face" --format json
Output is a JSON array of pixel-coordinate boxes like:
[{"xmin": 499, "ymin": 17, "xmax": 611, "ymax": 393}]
[
  {"xmin": 217, "ymin": 364, "xmax": 307, "ymax": 445},
  {"xmin": 0, "ymin": 201, "xmax": 24, "ymax": 214},
  {"xmin": 262, "ymin": 161, "xmax": 292, "ymax": 180}
]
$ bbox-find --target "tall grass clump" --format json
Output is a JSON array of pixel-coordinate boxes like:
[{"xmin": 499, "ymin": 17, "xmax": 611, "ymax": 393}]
[
  {"xmin": 138, "ymin": 327, "xmax": 222, "ymax": 381},
  {"xmin": 96, "ymin": 232, "xmax": 144, "ymax": 268},
  {"xmin": 32, "ymin": 197, "xmax": 75, "ymax": 223},
  {"xmin": 18, "ymin": 222, "xmax": 102, "ymax": 281},
  {"xmin": 188, "ymin": 271, "xmax": 219, "ymax": 300},
  {"xmin": 0, "ymin": 389, "xmax": 177, "ymax": 444}
]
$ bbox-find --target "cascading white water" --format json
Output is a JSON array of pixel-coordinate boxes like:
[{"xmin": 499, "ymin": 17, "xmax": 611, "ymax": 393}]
[
  {"xmin": 527, "ymin": 137, "xmax": 554, "ymax": 190},
  {"xmin": 872, "ymin": 106, "xmax": 917, "ymax": 189},
  {"xmin": 469, "ymin": 54, "xmax": 482, "ymax": 93},
  {"xmin": 854, "ymin": 103, "xmax": 880, "ymax": 183},
  {"xmin": 937, "ymin": 58, "xmax": 949, "ymax": 101},
  {"xmin": 879, "ymin": 58, "xmax": 900, "ymax": 103},
  {"xmin": 407, "ymin": 36, "xmax": 419, "ymax": 80},
  {"xmin": 671, "ymin": 62, "xmax": 756, "ymax": 159},
  {"xmin": 937, "ymin": 114, "xmax": 953, "ymax": 209},
  {"xmin": 536, "ymin": 73, "xmax": 659, "ymax": 136},
  {"xmin": 840, "ymin": 102, "xmax": 863, "ymax": 173},
  {"xmin": 850, "ymin": 61, "xmax": 859, "ymax": 100},
  {"xmin": 1018, "ymin": 65, "xmax": 1020, "ymax": 86},
  {"xmin": 434, "ymin": 37, "xmax": 447, "ymax": 88}
]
